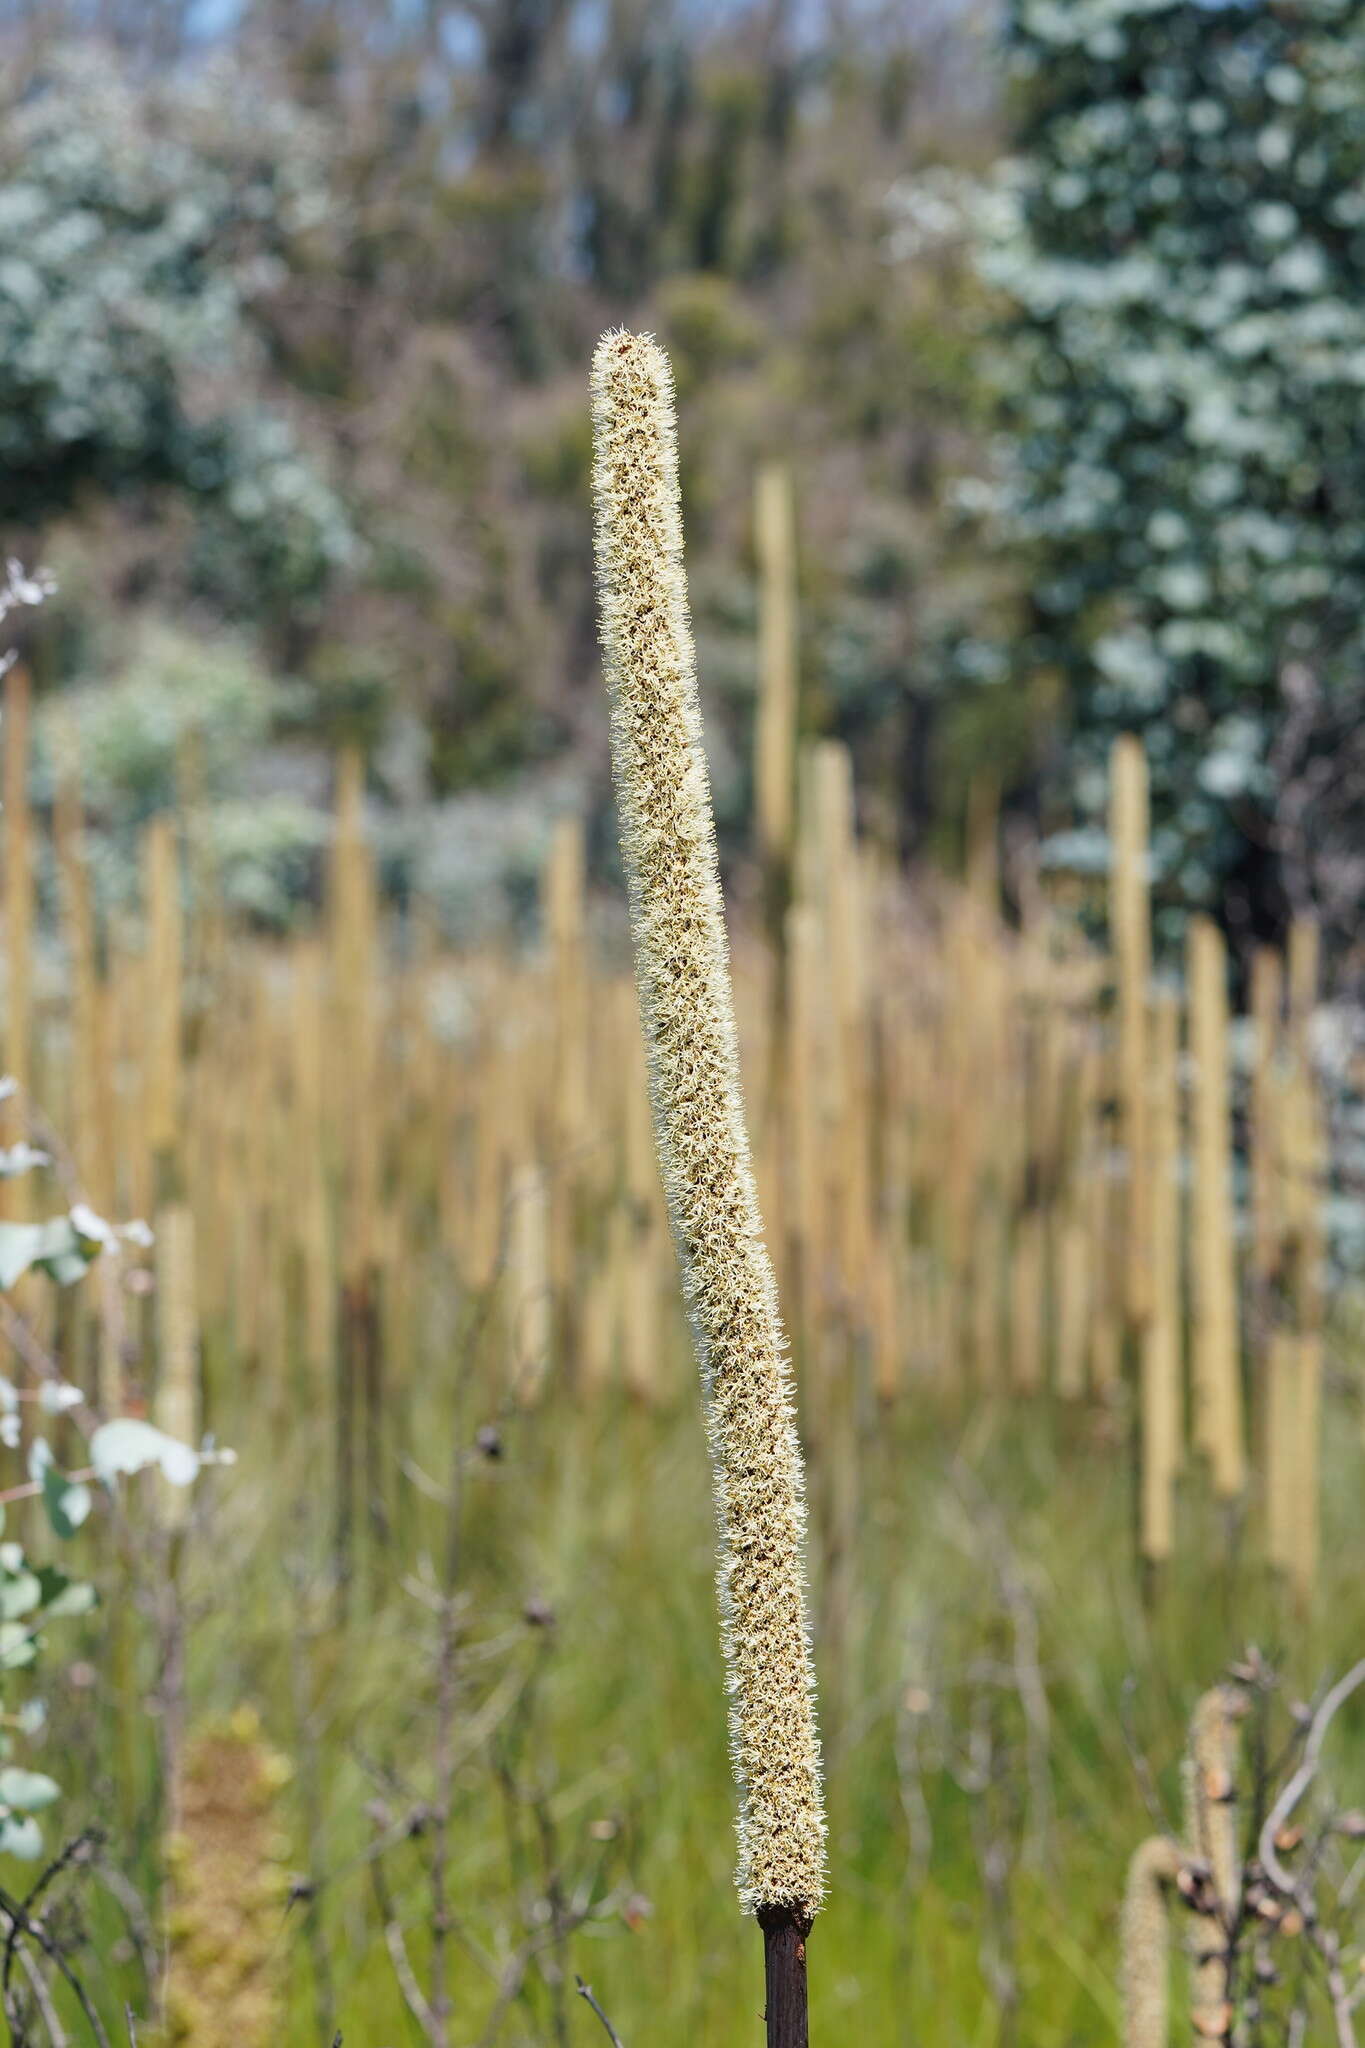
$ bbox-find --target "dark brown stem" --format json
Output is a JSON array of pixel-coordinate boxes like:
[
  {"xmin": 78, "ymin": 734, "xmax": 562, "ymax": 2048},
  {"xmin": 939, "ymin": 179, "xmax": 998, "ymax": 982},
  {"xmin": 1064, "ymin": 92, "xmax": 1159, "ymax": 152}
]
[{"xmin": 759, "ymin": 1906, "xmax": 811, "ymax": 2048}]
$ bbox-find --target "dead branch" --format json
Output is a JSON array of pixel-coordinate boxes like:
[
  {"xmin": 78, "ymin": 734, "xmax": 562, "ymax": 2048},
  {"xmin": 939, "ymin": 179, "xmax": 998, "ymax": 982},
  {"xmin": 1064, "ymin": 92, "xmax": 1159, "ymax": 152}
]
[
  {"xmin": 1260, "ymin": 1660, "xmax": 1365, "ymax": 1900},
  {"xmin": 575, "ymin": 1975, "xmax": 625, "ymax": 2048}
]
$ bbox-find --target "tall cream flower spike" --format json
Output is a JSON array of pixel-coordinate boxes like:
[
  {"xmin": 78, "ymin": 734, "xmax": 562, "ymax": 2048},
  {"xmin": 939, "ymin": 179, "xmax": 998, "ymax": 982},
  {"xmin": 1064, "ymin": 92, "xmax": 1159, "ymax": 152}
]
[{"xmin": 590, "ymin": 329, "xmax": 825, "ymax": 2032}]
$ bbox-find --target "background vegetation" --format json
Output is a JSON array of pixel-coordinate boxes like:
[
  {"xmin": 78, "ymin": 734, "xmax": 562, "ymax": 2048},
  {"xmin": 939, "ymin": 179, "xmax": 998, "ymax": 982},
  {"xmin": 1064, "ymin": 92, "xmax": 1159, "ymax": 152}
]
[{"xmin": 0, "ymin": 0, "xmax": 1363, "ymax": 2042}]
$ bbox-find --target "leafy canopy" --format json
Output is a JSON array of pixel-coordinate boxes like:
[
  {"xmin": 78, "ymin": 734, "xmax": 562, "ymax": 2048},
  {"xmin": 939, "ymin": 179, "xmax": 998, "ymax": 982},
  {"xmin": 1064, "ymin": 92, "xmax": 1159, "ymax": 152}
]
[{"xmin": 984, "ymin": 0, "xmax": 1365, "ymax": 932}]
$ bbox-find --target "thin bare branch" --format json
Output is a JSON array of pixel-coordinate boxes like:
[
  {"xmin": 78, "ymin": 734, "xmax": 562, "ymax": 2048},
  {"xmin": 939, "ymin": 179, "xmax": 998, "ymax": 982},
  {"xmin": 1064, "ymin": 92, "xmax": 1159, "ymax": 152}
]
[
  {"xmin": 575, "ymin": 1976, "xmax": 626, "ymax": 2048},
  {"xmin": 16, "ymin": 1943, "xmax": 65, "ymax": 2046},
  {"xmin": 1260, "ymin": 1661, "xmax": 1365, "ymax": 1899},
  {"xmin": 0, "ymin": 1892, "xmax": 110, "ymax": 2048}
]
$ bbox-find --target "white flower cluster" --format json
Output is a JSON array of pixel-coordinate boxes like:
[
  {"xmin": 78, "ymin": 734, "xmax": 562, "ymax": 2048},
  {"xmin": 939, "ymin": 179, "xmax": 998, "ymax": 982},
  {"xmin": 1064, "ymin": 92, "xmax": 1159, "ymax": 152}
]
[
  {"xmin": 0, "ymin": 559, "xmax": 55, "ymax": 628},
  {"xmin": 882, "ymin": 165, "xmax": 994, "ymax": 263},
  {"xmin": 0, "ymin": 557, "xmax": 55, "ymax": 681},
  {"xmin": 0, "ymin": 46, "xmax": 354, "ymax": 600},
  {"xmin": 965, "ymin": 0, "xmax": 1365, "ymax": 905}
]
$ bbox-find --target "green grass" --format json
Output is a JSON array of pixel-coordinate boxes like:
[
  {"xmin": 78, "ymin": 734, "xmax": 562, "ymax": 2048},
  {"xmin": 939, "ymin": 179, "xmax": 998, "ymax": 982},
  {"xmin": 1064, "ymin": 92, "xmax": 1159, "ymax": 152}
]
[{"xmin": 39, "ymin": 1328, "xmax": 1365, "ymax": 2044}]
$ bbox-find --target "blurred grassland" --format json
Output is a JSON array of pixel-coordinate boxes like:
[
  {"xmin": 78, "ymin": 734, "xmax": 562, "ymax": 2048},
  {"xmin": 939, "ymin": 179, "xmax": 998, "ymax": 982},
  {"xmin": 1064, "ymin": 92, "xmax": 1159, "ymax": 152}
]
[{"xmin": 55, "ymin": 1347, "xmax": 1365, "ymax": 2045}]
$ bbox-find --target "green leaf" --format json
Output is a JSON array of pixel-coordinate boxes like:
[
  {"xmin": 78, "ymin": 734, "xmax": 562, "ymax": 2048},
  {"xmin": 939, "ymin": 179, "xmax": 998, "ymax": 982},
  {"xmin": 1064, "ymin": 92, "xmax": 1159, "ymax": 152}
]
[
  {"xmin": 0, "ymin": 1224, "xmax": 46, "ymax": 1290},
  {"xmin": 37, "ymin": 1380, "xmax": 82, "ymax": 1415},
  {"xmin": 69, "ymin": 1205, "xmax": 114, "ymax": 1249},
  {"xmin": 89, "ymin": 1419, "xmax": 199, "ymax": 1488},
  {"xmin": 42, "ymin": 1581, "xmax": 95, "ymax": 1620},
  {"xmin": 0, "ymin": 1217, "xmax": 98, "ymax": 1291},
  {"xmin": 0, "ymin": 1574, "xmax": 40, "ymax": 1621},
  {"xmin": 0, "ymin": 1768, "xmax": 59, "ymax": 1812},
  {"xmin": 33, "ymin": 1564, "xmax": 71, "ymax": 1604},
  {"xmin": 0, "ymin": 1624, "xmax": 36, "ymax": 1672},
  {"xmin": 39, "ymin": 1463, "xmax": 91, "ymax": 1540},
  {"xmin": 0, "ymin": 1144, "xmax": 49, "ymax": 1180},
  {"xmin": 0, "ymin": 1815, "xmax": 43, "ymax": 1859}
]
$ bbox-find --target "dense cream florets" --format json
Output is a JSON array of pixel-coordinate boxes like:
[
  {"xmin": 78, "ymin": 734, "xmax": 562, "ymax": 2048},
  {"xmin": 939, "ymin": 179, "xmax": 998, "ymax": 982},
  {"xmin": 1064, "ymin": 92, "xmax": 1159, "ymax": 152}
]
[{"xmin": 590, "ymin": 329, "xmax": 825, "ymax": 1917}]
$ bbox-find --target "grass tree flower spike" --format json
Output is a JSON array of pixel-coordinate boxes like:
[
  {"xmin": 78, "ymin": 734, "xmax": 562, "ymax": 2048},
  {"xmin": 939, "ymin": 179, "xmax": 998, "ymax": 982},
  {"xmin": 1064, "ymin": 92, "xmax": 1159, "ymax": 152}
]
[
  {"xmin": 1182, "ymin": 1685, "xmax": 1243, "ymax": 2033},
  {"xmin": 590, "ymin": 329, "xmax": 826, "ymax": 2021},
  {"xmin": 1121, "ymin": 1835, "xmax": 1181, "ymax": 2048}
]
